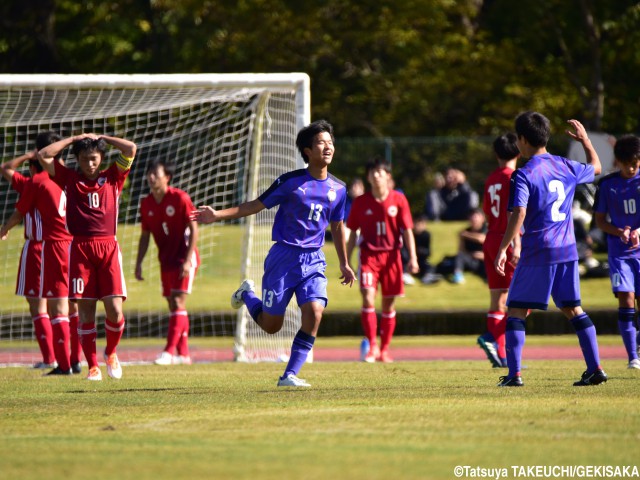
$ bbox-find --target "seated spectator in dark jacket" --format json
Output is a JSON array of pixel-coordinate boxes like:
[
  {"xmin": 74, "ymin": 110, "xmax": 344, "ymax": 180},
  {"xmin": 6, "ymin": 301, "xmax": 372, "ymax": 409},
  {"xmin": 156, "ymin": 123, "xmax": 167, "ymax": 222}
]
[
  {"xmin": 451, "ymin": 208, "xmax": 487, "ymax": 284},
  {"xmin": 424, "ymin": 167, "xmax": 479, "ymax": 221}
]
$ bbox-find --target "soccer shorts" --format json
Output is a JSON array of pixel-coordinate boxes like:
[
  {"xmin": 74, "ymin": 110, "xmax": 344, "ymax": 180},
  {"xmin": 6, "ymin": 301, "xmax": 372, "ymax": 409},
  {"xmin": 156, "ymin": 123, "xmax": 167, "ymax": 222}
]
[
  {"xmin": 608, "ymin": 256, "xmax": 640, "ymax": 295},
  {"xmin": 261, "ymin": 243, "xmax": 328, "ymax": 315},
  {"xmin": 507, "ymin": 261, "xmax": 581, "ymax": 310},
  {"xmin": 16, "ymin": 239, "xmax": 42, "ymax": 298},
  {"xmin": 40, "ymin": 240, "xmax": 71, "ymax": 299},
  {"xmin": 68, "ymin": 236, "xmax": 127, "ymax": 301},
  {"xmin": 483, "ymin": 232, "xmax": 515, "ymax": 290},
  {"xmin": 358, "ymin": 248, "xmax": 404, "ymax": 297},
  {"xmin": 161, "ymin": 253, "xmax": 199, "ymax": 297}
]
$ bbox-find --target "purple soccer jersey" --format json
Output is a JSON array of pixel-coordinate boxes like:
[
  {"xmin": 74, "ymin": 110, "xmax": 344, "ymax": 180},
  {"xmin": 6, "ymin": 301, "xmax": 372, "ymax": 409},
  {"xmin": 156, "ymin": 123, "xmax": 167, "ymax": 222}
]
[
  {"xmin": 258, "ymin": 169, "xmax": 347, "ymax": 248},
  {"xmin": 594, "ymin": 171, "xmax": 640, "ymax": 260},
  {"xmin": 509, "ymin": 153, "xmax": 594, "ymax": 265}
]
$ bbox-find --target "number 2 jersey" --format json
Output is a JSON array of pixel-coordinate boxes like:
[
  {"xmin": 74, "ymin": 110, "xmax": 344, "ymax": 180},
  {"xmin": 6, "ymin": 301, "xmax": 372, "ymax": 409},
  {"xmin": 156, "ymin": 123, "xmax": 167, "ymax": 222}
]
[
  {"xmin": 346, "ymin": 190, "xmax": 413, "ymax": 251},
  {"xmin": 509, "ymin": 153, "xmax": 594, "ymax": 266},
  {"xmin": 258, "ymin": 169, "xmax": 347, "ymax": 249},
  {"xmin": 52, "ymin": 161, "xmax": 127, "ymax": 237},
  {"xmin": 594, "ymin": 170, "xmax": 640, "ymax": 260}
]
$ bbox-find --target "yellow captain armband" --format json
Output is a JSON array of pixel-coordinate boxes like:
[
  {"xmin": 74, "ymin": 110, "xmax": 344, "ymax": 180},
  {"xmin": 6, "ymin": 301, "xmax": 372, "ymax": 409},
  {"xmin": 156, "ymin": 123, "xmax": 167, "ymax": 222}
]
[{"xmin": 116, "ymin": 154, "xmax": 134, "ymax": 170}]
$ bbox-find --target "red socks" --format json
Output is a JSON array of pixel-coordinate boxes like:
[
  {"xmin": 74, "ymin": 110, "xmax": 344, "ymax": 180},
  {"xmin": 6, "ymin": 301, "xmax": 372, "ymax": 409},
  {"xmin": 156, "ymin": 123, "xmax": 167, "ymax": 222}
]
[
  {"xmin": 33, "ymin": 313, "xmax": 55, "ymax": 364},
  {"xmin": 487, "ymin": 311, "xmax": 506, "ymax": 359},
  {"xmin": 361, "ymin": 308, "xmax": 378, "ymax": 347},
  {"xmin": 51, "ymin": 316, "xmax": 71, "ymax": 370},
  {"xmin": 104, "ymin": 318, "xmax": 125, "ymax": 356},
  {"xmin": 380, "ymin": 310, "xmax": 397, "ymax": 352},
  {"xmin": 165, "ymin": 310, "xmax": 190, "ymax": 356}
]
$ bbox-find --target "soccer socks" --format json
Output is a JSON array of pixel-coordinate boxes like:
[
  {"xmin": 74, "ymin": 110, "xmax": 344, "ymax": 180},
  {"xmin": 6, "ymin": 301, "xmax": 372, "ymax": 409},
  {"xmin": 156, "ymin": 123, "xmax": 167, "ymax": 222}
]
[
  {"xmin": 505, "ymin": 317, "xmax": 526, "ymax": 378},
  {"xmin": 33, "ymin": 313, "xmax": 56, "ymax": 364},
  {"xmin": 175, "ymin": 310, "xmax": 190, "ymax": 357},
  {"xmin": 243, "ymin": 290, "xmax": 263, "ymax": 323},
  {"xmin": 618, "ymin": 308, "xmax": 638, "ymax": 362},
  {"xmin": 69, "ymin": 311, "xmax": 82, "ymax": 365},
  {"xmin": 380, "ymin": 310, "xmax": 397, "ymax": 352},
  {"xmin": 104, "ymin": 318, "xmax": 125, "ymax": 356},
  {"xmin": 570, "ymin": 313, "xmax": 601, "ymax": 373},
  {"xmin": 361, "ymin": 307, "xmax": 378, "ymax": 347},
  {"xmin": 282, "ymin": 330, "xmax": 315, "ymax": 378},
  {"xmin": 164, "ymin": 310, "xmax": 185, "ymax": 355},
  {"xmin": 487, "ymin": 311, "xmax": 506, "ymax": 361},
  {"xmin": 51, "ymin": 315, "xmax": 71, "ymax": 371},
  {"xmin": 79, "ymin": 322, "xmax": 98, "ymax": 368}
]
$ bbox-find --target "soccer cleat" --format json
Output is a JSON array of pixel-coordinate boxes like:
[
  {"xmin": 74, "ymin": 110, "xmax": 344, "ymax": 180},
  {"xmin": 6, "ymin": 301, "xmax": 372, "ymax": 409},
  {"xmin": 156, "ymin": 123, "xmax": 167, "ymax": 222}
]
[
  {"xmin": 87, "ymin": 366, "xmax": 102, "ymax": 381},
  {"xmin": 402, "ymin": 273, "xmax": 416, "ymax": 285},
  {"xmin": 154, "ymin": 351, "xmax": 173, "ymax": 366},
  {"xmin": 277, "ymin": 374, "xmax": 311, "ymax": 387},
  {"xmin": 573, "ymin": 368, "xmax": 608, "ymax": 386},
  {"xmin": 379, "ymin": 350, "xmax": 394, "ymax": 363},
  {"xmin": 476, "ymin": 334, "xmax": 503, "ymax": 368},
  {"xmin": 420, "ymin": 272, "xmax": 442, "ymax": 285},
  {"xmin": 104, "ymin": 352, "xmax": 123, "ymax": 379},
  {"xmin": 231, "ymin": 279, "xmax": 255, "ymax": 309},
  {"xmin": 364, "ymin": 344, "xmax": 380, "ymax": 363},
  {"xmin": 628, "ymin": 359, "xmax": 640, "ymax": 370},
  {"xmin": 33, "ymin": 361, "xmax": 58, "ymax": 370},
  {"xmin": 44, "ymin": 366, "xmax": 72, "ymax": 376},
  {"xmin": 173, "ymin": 355, "xmax": 192, "ymax": 365},
  {"xmin": 451, "ymin": 271, "xmax": 465, "ymax": 284},
  {"xmin": 497, "ymin": 375, "xmax": 523, "ymax": 387},
  {"xmin": 71, "ymin": 362, "xmax": 82, "ymax": 374}
]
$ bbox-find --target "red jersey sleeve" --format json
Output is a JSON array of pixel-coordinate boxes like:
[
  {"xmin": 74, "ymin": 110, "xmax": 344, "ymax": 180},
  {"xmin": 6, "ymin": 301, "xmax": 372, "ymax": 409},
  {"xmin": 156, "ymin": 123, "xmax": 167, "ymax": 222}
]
[
  {"xmin": 11, "ymin": 171, "xmax": 29, "ymax": 194},
  {"xmin": 396, "ymin": 192, "xmax": 414, "ymax": 231},
  {"xmin": 15, "ymin": 179, "xmax": 36, "ymax": 216}
]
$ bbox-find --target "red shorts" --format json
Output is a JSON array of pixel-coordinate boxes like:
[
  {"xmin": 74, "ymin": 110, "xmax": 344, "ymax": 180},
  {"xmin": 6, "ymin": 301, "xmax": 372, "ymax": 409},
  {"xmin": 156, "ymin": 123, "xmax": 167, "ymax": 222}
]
[
  {"xmin": 358, "ymin": 248, "xmax": 404, "ymax": 297},
  {"xmin": 161, "ymin": 255, "xmax": 198, "ymax": 297},
  {"xmin": 483, "ymin": 232, "xmax": 515, "ymax": 290},
  {"xmin": 16, "ymin": 239, "xmax": 42, "ymax": 298},
  {"xmin": 40, "ymin": 240, "xmax": 71, "ymax": 299},
  {"xmin": 69, "ymin": 237, "xmax": 127, "ymax": 300}
]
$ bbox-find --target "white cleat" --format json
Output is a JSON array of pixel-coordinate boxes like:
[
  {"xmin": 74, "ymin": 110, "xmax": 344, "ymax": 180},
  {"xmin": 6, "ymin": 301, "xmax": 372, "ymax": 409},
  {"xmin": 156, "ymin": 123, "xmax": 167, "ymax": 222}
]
[
  {"xmin": 231, "ymin": 279, "xmax": 255, "ymax": 309},
  {"xmin": 277, "ymin": 374, "xmax": 311, "ymax": 387},
  {"xmin": 87, "ymin": 366, "xmax": 103, "ymax": 381},
  {"xmin": 173, "ymin": 355, "xmax": 192, "ymax": 365},
  {"xmin": 104, "ymin": 352, "xmax": 123, "ymax": 379},
  {"xmin": 154, "ymin": 351, "xmax": 173, "ymax": 365},
  {"xmin": 628, "ymin": 358, "xmax": 640, "ymax": 370}
]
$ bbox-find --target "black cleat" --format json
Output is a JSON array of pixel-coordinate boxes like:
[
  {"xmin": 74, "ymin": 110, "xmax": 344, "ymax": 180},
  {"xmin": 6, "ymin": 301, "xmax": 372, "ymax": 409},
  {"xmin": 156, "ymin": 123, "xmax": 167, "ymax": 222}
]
[
  {"xmin": 573, "ymin": 368, "xmax": 608, "ymax": 386},
  {"xmin": 497, "ymin": 375, "xmax": 523, "ymax": 387},
  {"xmin": 71, "ymin": 362, "xmax": 82, "ymax": 374},
  {"xmin": 45, "ymin": 366, "xmax": 73, "ymax": 376}
]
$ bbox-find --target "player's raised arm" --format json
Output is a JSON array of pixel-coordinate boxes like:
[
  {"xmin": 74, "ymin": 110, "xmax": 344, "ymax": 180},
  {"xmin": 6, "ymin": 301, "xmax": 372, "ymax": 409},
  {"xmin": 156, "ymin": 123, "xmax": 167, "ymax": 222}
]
[
  {"xmin": 1, "ymin": 150, "xmax": 37, "ymax": 182},
  {"xmin": 101, "ymin": 135, "xmax": 137, "ymax": 172},
  {"xmin": 38, "ymin": 133, "xmax": 98, "ymax": 176},
  {"xmin": 566, "ymin": 119, "xmax": 602, "ymax": 175},
  {"xmin": 190, "ymin": 199, "xmax": 265, "ymax": 224}
]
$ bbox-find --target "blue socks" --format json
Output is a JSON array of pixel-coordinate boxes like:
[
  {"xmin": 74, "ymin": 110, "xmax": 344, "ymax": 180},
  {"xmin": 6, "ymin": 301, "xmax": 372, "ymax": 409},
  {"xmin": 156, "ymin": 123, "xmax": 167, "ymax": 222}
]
[
  {"xmin": 570, "ymin": 313, "xmax": 601, "ymax": 372},
  {"xmin": 282, "ymin": 330, "xmax": 315, "ymax": 379},
  {"xmin": 505, "ymin": 317, "xmax": 526, "ymax": 378},
  {"xmin": 242, "ymin": 290, "xmax": 263, "ymax": 323},
  {"xmin": 618, "ymin": 308, "xmax": 638, "ymax": 362}
]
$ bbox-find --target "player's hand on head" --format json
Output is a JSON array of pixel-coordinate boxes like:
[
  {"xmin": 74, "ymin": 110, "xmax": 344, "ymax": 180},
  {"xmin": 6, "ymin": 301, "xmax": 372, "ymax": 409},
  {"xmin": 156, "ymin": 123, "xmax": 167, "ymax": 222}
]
[{"xmin": 190, "ymin": 205, "xmax": 217, "ymax": 224}]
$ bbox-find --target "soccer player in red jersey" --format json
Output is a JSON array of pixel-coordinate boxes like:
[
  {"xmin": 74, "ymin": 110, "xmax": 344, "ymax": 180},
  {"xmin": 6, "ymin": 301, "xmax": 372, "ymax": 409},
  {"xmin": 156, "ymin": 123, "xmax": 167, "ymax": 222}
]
[
  {"xmin": 477, "ymin": 133, "xmax": 520, "ymax": 368},
  {"xmin": 1, "ymin": 145, "xmax": 56, "ymax": 369},
  {"xmin": 135, "ymin": 159, "xmax": 200, "ymax": 366},
  {"xmin": 346, "ymin": 157, "xmax": 419, "ymax": 363},
  {"xmin": 38, "ymin": 133, "xmax": 137, "ymax": 381}
]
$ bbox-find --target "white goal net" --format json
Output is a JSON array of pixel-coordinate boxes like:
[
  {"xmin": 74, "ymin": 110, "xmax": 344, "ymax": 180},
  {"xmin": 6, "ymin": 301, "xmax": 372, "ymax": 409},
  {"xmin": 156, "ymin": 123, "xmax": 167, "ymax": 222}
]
[{"xmin": 0, "ymin": 73, "xmax": 309, "ymax": 365}]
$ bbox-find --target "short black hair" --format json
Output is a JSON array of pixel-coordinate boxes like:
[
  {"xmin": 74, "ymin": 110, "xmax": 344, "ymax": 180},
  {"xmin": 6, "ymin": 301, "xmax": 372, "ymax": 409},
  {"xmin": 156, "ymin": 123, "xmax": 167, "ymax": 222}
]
[
  {"xmin": 614, "ymin": 135, "xmax": 640, "ymax": 164},
  {"xmin": 515, "ymin": 111, "xmax": 550, "ymax": 148},
  {"xmin": 493, "ymin": 133, "xmax": 519, "ymax": 161},
  {"xmin": 295, "ymin": 120, "xmax": 334, "ymax": 164},
  {"xmin": 365, "ymin": 156, "xmax": 391, "ymax": 176},
  {"xmin": 71, "ymin": 137, "xmax": 107, "ymax": 159},
  {"xmin": 33, "ymin": 130, "xmax": 62, "ymax": 173},
  {"xmin": 145, "ymin": 158, "xmax": 175, "ymax": 182}
]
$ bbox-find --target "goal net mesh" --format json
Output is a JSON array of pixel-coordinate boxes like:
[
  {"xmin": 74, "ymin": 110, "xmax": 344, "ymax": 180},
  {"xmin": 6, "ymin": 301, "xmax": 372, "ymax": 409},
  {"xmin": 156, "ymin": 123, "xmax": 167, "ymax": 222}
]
[{"xmin": 0, "ymin": 74, "xmax": 308, "ymax": 365}]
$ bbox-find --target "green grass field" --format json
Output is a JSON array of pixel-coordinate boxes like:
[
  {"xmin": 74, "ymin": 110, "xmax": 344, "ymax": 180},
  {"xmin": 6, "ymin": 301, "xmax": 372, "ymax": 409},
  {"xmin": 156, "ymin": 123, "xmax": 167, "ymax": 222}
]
[{"xmin": 1, "ymin": 336, "xmax": 637, "ymax": 480}]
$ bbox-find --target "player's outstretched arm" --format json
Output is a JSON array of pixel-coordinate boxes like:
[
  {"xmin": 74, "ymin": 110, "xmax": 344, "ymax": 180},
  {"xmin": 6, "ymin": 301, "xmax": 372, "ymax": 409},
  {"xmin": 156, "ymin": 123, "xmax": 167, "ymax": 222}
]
[
  {"xmin": 330, "ymin": 220, "xmax": 356, "ymax": 286},
  {"xmin": 0, "ymin": 210, "xmax": 23, "ymax": 240},
  {"xmin": 566, "ymin": 119, "xmax": 602, "ymax": 175},
  {"xmin": 190, "ymin": 199, "xmax": 265, "ymax": 224},
  {"xmin": 135, "ymin": 230, "xmax": 151, "ymax": 281}
]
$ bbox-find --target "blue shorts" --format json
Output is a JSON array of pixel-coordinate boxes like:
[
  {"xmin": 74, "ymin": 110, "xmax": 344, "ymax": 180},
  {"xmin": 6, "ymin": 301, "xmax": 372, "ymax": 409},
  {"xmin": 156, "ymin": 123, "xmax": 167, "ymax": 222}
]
[
  {"xmin": 261, "ymin": 243, "xmax": 328, "ymax": 315},
  {"xmin": 507, "ymin": 261, "xmax": 581, "ymax": 310},
  {"xmin": 609, "ymin": 257, "xmax": 640, "ymax": 294}
]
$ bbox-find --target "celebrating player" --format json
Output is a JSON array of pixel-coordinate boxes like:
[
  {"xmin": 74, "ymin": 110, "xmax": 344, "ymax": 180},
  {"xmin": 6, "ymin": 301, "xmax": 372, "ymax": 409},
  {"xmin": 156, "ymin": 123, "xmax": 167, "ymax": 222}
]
[
  {"xmin": 495, "ymin": 112, "xmax": 606, "ymax": 387},
  {"xmin": 476, "ymin": 133, "xmax": 520, "ymax": 368},
  {"xmin": 594, "ymin": 135, "xmax": 640, "ymax": 369},
  {"xmin": 346, "ymin": 157, "xmax": 418, "ymax": 363},
  {"xmin": 136, "ymin": 159, "xmax": 200, "ymax": 366},
  {"xmin": 191, "ymin": 119, "xmax": 356, "ymax": 387},
  {"xmin": 38, "ymin": 133, "xmax": 137, "ymax": 381}
]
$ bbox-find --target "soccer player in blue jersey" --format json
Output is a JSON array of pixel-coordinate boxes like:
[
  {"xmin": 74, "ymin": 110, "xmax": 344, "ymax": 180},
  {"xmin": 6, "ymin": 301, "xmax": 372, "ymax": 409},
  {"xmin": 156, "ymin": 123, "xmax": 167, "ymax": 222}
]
[
  {"xmin": 191, "ymin": 120, "xmax": 356, "ymax": 387},
  {"xmin": 594, "ymin": 135, "xmax": 640, "ymax": 370},
  {"xmin": 495, "ymin": 111, "xmax": 607, "ymax": 387}
]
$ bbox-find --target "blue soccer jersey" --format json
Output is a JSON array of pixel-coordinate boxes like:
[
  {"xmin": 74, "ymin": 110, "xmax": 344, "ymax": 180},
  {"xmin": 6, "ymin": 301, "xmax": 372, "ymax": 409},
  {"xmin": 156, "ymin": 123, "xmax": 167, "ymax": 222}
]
[
  {"xmin": 510, "ymin": 153, "xmax": 594, "ymax": 265},
  {"xmin": 258, "ymin": 169, "xmax": 347, "ymax": 249},
  {"xmin": 594, "ymin": 171, "xmax": 640, "ymax": 260}
]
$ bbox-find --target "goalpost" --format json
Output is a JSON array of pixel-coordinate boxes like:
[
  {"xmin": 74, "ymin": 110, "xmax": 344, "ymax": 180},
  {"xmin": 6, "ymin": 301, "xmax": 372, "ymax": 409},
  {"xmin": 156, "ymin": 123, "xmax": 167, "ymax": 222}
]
[{"xmin": 0, "ymin": 73, "xmax": 310, "ymax": 365}]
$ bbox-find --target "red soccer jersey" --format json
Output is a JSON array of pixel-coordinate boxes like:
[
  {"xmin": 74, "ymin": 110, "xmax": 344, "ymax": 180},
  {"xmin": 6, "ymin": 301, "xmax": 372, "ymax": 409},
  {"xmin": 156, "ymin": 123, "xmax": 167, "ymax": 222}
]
[
  {"xmin": 140, "ymin": 186, "xmax": 200, "ymax": 270},
  {"xmin": 347, "ymin": 190, "xmax": 413, "ymax": 251},
  {"xmin": 11, "ymin": 172, "xmax": 38, "ymax": 240},
  {"xmin": 52, "ymin": 162, "xmax": 128, "ymax": 237},
  {"xmin": 483, "ymin": 166, "xmax": 514, "ymax": 234},
  {"xmin": 16, "ymin": 170, "xmax": 72, "ymax": 242}
]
